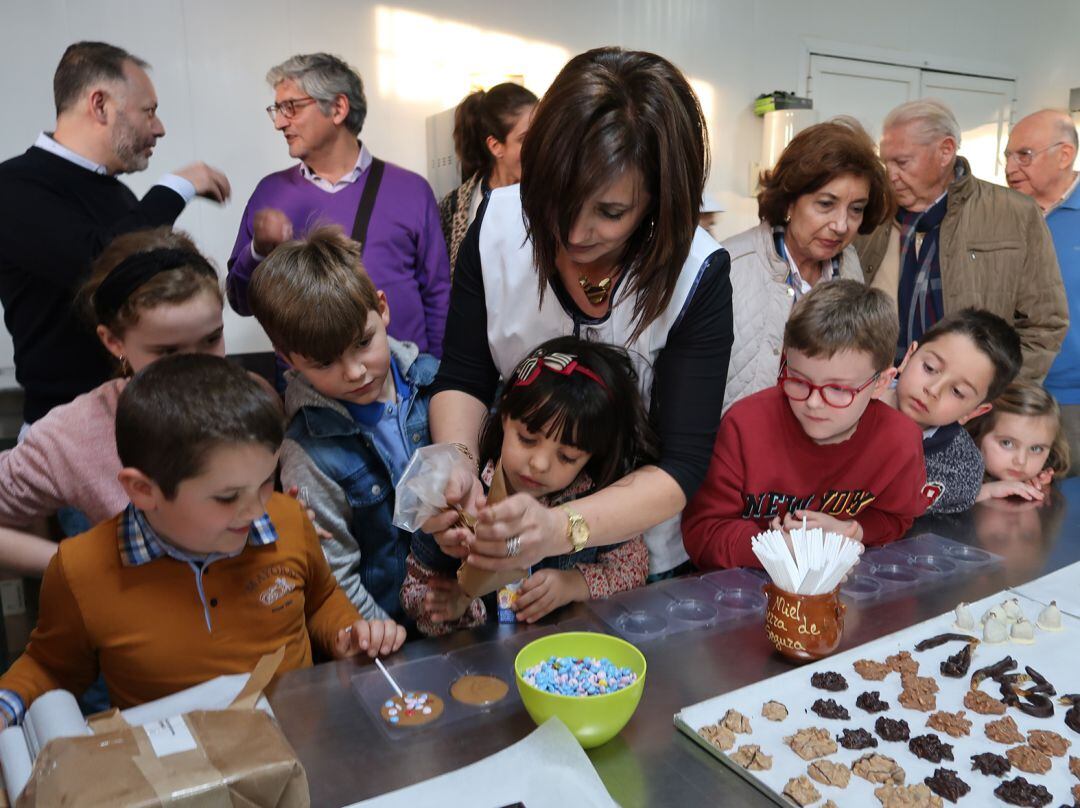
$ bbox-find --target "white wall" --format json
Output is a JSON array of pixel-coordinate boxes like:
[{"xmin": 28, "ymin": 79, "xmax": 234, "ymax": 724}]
[{"xmin": 2, "ymin": 0, "xmax": 1079, "ymax": 362}]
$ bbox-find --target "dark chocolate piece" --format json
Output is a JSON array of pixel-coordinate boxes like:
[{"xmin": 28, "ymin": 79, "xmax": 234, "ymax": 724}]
[
  {"xmin": 1059, "ymin": 693, "xmax": 1080, "ymax": 734},
  {"xmin": 924, "ymin": 768, "xmax": 970, "ymax": 803},
  {"xmin": 856, "ymin": 691, "xmax": 890, "ymax": 713},
  {"xmin": 811, "ymin": 698, "xmax": 850, "ymax": 720},
  {"xmin": 1001, "ymin": 680, "xmax": 1056, "ymax": 718},
  {"xmin": 1024, "ymin": 666, "xmax": 1056, "ymax": 696},
  {"xmin": 909, "ymin": 733, "xmax": 955, "ymax": 763},
  {"xmin": 810, "ymin": 671, "xmax": 848, "ymax": 692},
  {"xmin": 972, "ymin": 656, "xmax": 1018, "ymax": 691},
  {"xmin": 836, "ymin": 727, "xmax": 878, "ymax": 749},
  {"xmin": 941, "ymin": 643, "xmax": 975, "ymax": 678},
  {"xmin": 970, "ymin": 751, "xmax": 1011, "ymax": 776},
  {"xmin": 993, "ymin": 775, "xmax": 1053, "ymax": 806},
  {"xmin": 875, "ymin": 716, "xmax": 910, "ymax": 742},
  {"xmin": 915, "ymin": 632, "xmax": 978, "ymax": 651}
]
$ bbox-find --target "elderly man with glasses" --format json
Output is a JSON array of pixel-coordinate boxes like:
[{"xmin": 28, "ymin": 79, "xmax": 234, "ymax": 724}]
[
  {"xmin": 1007, "ymin": 109, "xmax": 1080, "ymax": 470},
  {"xmin": 227, "ymin": 53, "xmax": 450, "ymax": 357},
  {"xmin": 855, "ymin": 99, "xmax": 1067, "ymax": 380}
]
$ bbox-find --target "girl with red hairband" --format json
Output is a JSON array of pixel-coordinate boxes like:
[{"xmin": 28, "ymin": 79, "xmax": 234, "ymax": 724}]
[{"xmin": 401, "ymin": 336, "xmax": 657, "ymax": 634}]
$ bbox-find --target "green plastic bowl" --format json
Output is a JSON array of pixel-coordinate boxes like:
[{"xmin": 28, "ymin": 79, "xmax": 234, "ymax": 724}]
[{"xmin": 514, "ymin": 631, "xmax": 647, "ymax": 748}]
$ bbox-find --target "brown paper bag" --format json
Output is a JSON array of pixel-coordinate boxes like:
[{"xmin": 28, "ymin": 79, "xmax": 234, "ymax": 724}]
[
  {"xmin": 456, "ymin": 461, "xmax": 527, "ymax": 598},
  {"xmin": 19, "ymin": 647, "xmax": 309, "ymax": 808}
]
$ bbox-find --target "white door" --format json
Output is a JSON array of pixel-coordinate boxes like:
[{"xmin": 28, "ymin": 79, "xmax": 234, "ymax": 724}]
[
  {"xmin": 809, "ymin": 55, "xmax": 920, "ymax": 143},
  {"xmin": 808, "ymin": 55, "xmax": 1016, "ymax": 186},
  {"xmin": 920, "ymin": 71, "xmax": 1015, "ymax": 185}
]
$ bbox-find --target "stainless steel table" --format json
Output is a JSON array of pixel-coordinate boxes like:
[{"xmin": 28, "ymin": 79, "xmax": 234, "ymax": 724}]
[{"xmin": 267, "ymin": 479, "xmax": 1080, "ymax": 807}]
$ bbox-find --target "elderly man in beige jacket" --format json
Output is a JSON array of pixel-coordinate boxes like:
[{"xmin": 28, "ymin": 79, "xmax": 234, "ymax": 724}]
[{"xmin": 856, "ymin": 99, "xmax": 1067, "ymax": 379}]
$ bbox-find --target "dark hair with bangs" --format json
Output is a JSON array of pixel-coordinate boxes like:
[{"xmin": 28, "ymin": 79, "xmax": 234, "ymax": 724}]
[
  {"xmin": 917, "ymin": 309, "xmax": 1022, "ymax": 403},
  {"xmin": 478, "ymin": 336, "xmax": 658, "ymax": 491},
  {"xmin": 116, "ymin": 354, "xmax": 284, "ymax": 499},
  {"xmin": 519, "ymin": 47, "xmax": 709, "ymax": 342},
  {"xmin": 757, "ymin": 118, "xmax": 895, "ymax": 232},
  {"xmin": 248, "ymin": 226, "xmax": 381, "ymax": 364}
]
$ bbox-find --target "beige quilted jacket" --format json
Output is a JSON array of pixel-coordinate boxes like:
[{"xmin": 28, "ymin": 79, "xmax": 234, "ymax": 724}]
[{"xmin": 722, "ymin": 221, "xmax": 863, "ymax": 414}]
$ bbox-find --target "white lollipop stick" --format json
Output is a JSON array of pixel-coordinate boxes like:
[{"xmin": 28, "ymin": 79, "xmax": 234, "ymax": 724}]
[{"xmin": 375, "ymin": 658, "xmax": 404, "ymax": 699}]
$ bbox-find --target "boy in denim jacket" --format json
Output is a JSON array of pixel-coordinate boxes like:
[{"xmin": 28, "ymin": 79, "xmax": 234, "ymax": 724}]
[{"xmin": 249, "ymin": 227, "xmax": 438, "ymax": 621}]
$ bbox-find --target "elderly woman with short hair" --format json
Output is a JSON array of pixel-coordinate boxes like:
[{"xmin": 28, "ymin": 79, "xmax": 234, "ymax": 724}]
[
  {"xmin": 721, "ymin": 120, "xmax": 894, "ymax": 412},
  {"xmin": 225, "ymin": 52, "xmax": 451, "ymax": 356}
]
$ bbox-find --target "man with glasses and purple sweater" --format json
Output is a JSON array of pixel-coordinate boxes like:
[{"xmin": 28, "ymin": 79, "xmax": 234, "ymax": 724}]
[{"xmin": 227, "ymin": 53, "xmax": 450, "ymax": 357}]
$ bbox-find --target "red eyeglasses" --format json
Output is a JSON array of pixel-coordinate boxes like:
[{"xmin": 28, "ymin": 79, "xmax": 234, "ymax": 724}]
[{"xmin": 777, "ymin": 361, "xmax": 880, "ymax": 409}]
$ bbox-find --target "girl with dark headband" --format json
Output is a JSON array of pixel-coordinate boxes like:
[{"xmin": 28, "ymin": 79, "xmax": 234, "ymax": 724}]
[
  {"xmin": 402, "ymin": 336, "xmax": 657, "ymax": 634},
  {"xmin": 0, "ymin": 228, "xmax": 250, "ymax": 574}
]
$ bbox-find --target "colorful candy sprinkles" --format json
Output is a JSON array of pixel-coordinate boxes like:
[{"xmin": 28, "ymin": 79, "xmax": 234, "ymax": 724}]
[
  {"xmin": 383, "ymin": 691, "xmax": 435, "ymax": 723},
  {"xmin": 521, "ymin": 655, "xmax": 637, "ymax": 696}
]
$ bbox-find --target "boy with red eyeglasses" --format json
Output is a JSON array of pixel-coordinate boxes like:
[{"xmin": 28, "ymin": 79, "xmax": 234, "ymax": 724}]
[{"xmin": 682, "ymin": 280, "xmax": 927, "ymax": 570}]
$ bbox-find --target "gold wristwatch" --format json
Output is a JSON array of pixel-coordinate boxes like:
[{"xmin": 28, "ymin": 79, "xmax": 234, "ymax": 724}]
[{"xmin": 560, "ymin": 506, "xmax": 590, "ymax": 553}]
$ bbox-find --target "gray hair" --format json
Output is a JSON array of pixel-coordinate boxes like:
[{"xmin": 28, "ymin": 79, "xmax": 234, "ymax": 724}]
[
  {"xmin": 266, "ymin": 53, "xmax": 367, "ymax": 135},
  {"xmin": 1049, "ymin": 109, "xmax": 1079, "ymax": 150},
  {"xmin": 883, "ymin": 99, "xmax": 962, "ymax": 147}
]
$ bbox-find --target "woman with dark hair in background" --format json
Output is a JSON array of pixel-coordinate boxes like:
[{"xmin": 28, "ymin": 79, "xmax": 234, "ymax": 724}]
[
  {"xmin": 439, "ymin": 83, "xmax": 537, "ymax": 270},
  {"xmin": 423, "ymin": 47, "xmax": 733, "ymax": 580}
]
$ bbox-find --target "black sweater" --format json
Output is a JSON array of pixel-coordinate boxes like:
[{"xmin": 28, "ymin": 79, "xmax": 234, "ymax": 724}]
[{"xmin": 0, "ymin": 146, "xmax": 186, "ymax": 421}]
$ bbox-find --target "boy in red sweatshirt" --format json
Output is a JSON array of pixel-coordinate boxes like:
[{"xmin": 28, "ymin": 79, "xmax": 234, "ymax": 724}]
[{"xmin": 683, "ymin": 280, "xmax": 927, "ymax": 570}]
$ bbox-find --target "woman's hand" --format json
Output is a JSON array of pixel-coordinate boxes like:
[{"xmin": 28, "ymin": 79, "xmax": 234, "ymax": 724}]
[
  {"xmin": 334, "ymin": 618, "xmax": 406, "ymax": 659},
  {"xmin": 514, "ymin": 568, "xmax": 589, "ymax": 623},
  {"xmin": 466, "ymin": 493, "xmax": 567, "ymax": 570},
  {"xmin": 419, "ymin": 465, "xmax": 485, "ymax": 559}
]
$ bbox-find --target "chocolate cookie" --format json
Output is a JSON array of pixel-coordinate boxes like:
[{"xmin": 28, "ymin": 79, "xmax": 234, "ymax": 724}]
[
  {"xmin": 784, "ymin": 727, "xmax": 838, "ymax": 760},
  {"xmin": 1006, "ymin": 744, "xmax": 1052, "ymax": 775},
  {"xmin": 811, "ymin": 671, "xmax": 849, "ymax": 691},
  {"xmin": 993, "ymin": 776, "xmax": 1053, "ymax": 807},
  {"xmin": 874, "ymin": 784, "xmax": 942, "ymax": 807},
  {"xmin": 837, "ymin": 727, "xmax": 878, "ymax": 750},
  {"xmin": 721, "ymin": 708, "xmax": 752, "ymax": 734},
  {"xmin": 926, "ymin": 710, "xmax": 972, "ymax": 738},
  {"xmin": 1069, "ymin": 754, "xmax": 1080, "ymax": 779},
  {"xmin": 853, "ymin": 753, "xmax": 905, "ymax": 785},
  {"xmin": 886, "ymin": 651, "xmax": 920, "ymax": 675},
  {"xmin": 1027, "ymin": 729, "xmax": 1071, "ymax": 758},
  {"xmin": 876, "ymin": 716, "xmax": 911, "ymax": 742},
  {"xmin": 856, "ymin": 690, "xmax": 890, "ymax": 713},
  {"xmin": 923, "ymin": 768, "xmax": 970, "ymax": 803},
  {"xmin": 986, "ymin": 715, "xmax": 1026, "ymax": 745},
  {"xmin": 909, "ymin": 733, "xmax": 955, "ymax": 763},
  {"xmin": 697, "ymin": 722, "xmax": 735, "ymax": 751},
  {"xmin": 783, "ymin": 775, "xmax": 821, "ymax": 806},
  {"xmin": 812, "ymin": 698, "xmax": 850, "ymax": 720},
  {"xmin": 970, "ymin": 751, "xmax": 1011, "ymax": 777},
  {"xmin": 730, "ymin": 743, "xmax": 772, "ymax": 771},
  {"xmin": 964, "ymin": 688, "xmax": 1006, "ymax": 715}
]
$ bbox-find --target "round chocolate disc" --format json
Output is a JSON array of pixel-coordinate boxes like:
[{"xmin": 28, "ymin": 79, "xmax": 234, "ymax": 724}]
[
  {"xmin": 450, "ymin": 674, "xmax": 510, "ymax": 706},
  {"xmin": 380, "ymin": 691, "xmax": 444, "ymax": 727}
]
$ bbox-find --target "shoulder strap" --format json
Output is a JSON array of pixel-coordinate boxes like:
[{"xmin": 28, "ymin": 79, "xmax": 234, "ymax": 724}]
[{"xmin": 350, "ymin": 157, "xmax": 385, "ymax": 254}]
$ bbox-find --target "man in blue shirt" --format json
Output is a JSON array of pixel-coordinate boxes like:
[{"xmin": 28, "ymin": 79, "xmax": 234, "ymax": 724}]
[{"xmin": 1007, "ymin": 109, "xmax": 1080, "ymax": 473}]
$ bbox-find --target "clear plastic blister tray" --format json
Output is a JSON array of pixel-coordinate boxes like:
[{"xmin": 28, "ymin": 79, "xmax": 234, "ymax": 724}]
[
  {"xmin": 840, "ymin": 532, "xmax": 1002, "ymax": 602},
  {"xmin": 586, "ymin": 568, "xmax": 768, "ymax": 642}
]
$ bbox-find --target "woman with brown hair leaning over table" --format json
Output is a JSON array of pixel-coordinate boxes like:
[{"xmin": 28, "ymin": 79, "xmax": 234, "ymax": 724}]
[{"xmin": 422, "ymin": 47, "xmax": 733, "ymax": 580}]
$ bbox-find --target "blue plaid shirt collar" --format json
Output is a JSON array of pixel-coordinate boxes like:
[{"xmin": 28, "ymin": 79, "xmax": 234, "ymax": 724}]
[{"xmin": 117, "ymin": 504, "xmax": 278, "ymax": 567}]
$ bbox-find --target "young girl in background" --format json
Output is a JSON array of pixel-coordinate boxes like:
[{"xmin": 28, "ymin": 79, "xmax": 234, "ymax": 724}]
[
  {"xmin": 0, "ymin": 227, "xmax": 246, "ymax": 573},
  {"xmin": 968, "ymin": 381, "xmax": 1070, "ymax": 503},
  {"xmin": 401, "ymin": 336, "xmax": 656, "ymax": 635}
]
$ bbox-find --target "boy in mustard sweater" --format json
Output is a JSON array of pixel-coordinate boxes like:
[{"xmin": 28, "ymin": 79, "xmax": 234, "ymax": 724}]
[{"xmin": 0, "ymin": 354, "xmax": 405, "ymax": 726}]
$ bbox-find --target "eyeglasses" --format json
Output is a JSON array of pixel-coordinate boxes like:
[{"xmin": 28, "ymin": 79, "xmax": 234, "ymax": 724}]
[
  {"xmin": 1003, "ymin": 142, "xmax": 1065, "ymax": 167},
  {"xmin": 265, "ymin": 96, "xmax": 317, "ymax": 122},
  {"xmin": 777, "ymin": 363, "xmax": 880, "ymax": 408}
]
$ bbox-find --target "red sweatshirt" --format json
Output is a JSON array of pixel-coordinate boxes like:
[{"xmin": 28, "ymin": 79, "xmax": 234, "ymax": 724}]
[{"xmin": 682, "ymin": 386, "xmax": 927, "ymax": 570}]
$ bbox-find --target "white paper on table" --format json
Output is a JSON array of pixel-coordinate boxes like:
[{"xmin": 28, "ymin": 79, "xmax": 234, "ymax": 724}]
[
  {"xmin": 119, "ymin": 673, "xmax": 273, "ymax": 726},
  {"xmin": 675, "ymin": 590, "xmax": 1080, "ymax": 807},
  {"xmin": 1011, "ymin": 560, "xmax": 1080, "ymax": 618},
  {"xmin": 346, "ymin": 718, "xmax": 618, "ymax": 808}
]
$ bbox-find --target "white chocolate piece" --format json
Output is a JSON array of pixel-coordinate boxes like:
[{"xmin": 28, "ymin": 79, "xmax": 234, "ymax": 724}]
[
  {"xmin": 1001, "ymin": 597, "xmax": 1023, "ymax": 623},
  {"xmin": 1036, "ymin": 601, "xmax": 1063, "ymax": 631},
  {"xmin": 983, "ymin": 617, "xmax": 1008, "ymax": 644},
  {"xmin": 1010, "ymin": 617, "xmax": 1036, "ymax": 644},
  {"xmin": 953, "ymin": 602, "xmax": 975, "ymax": 631},
  {"xmin": 982, "ymin": 605, "xmax": 1007, "ymax": 625}
]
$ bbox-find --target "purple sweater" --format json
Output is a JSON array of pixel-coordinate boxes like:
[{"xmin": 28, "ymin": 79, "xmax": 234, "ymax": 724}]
[{"xmin": 227, "ymin": 160, "xmax": 450, "ymax": 356}]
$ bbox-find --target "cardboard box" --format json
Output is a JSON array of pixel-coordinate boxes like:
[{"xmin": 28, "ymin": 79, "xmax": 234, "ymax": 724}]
[{"xmin": 16, "ymin": 648, "xmax": 309, "ymax": 807}]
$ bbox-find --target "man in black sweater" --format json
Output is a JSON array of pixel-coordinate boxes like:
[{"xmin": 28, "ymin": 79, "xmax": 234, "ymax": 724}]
[{"xmin": 0, "ymin": 41, "xmax": 231, "ymax": 425}]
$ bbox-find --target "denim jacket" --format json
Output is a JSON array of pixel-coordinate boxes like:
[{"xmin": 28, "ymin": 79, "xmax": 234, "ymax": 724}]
[{"xmin": 280, "ymin": 339, "xmax": 438, "ymax": 620}]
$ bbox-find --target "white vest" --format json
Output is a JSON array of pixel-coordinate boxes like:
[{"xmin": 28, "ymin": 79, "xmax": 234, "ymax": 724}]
[{"xmin": 479, "ymin": 186, "xmax": 723, "ymax": 574}]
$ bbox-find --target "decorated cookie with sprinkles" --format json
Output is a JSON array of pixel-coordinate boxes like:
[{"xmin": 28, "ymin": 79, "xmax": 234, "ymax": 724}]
[{"xmin": 380, "ymin": 691, "xmax": 445, "ymax": 727}]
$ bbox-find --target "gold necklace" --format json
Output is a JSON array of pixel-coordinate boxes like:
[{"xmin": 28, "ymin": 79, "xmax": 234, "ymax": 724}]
[{"xmin": 578, "ymin": 273, "xmax": 614, "ymax": 306}]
